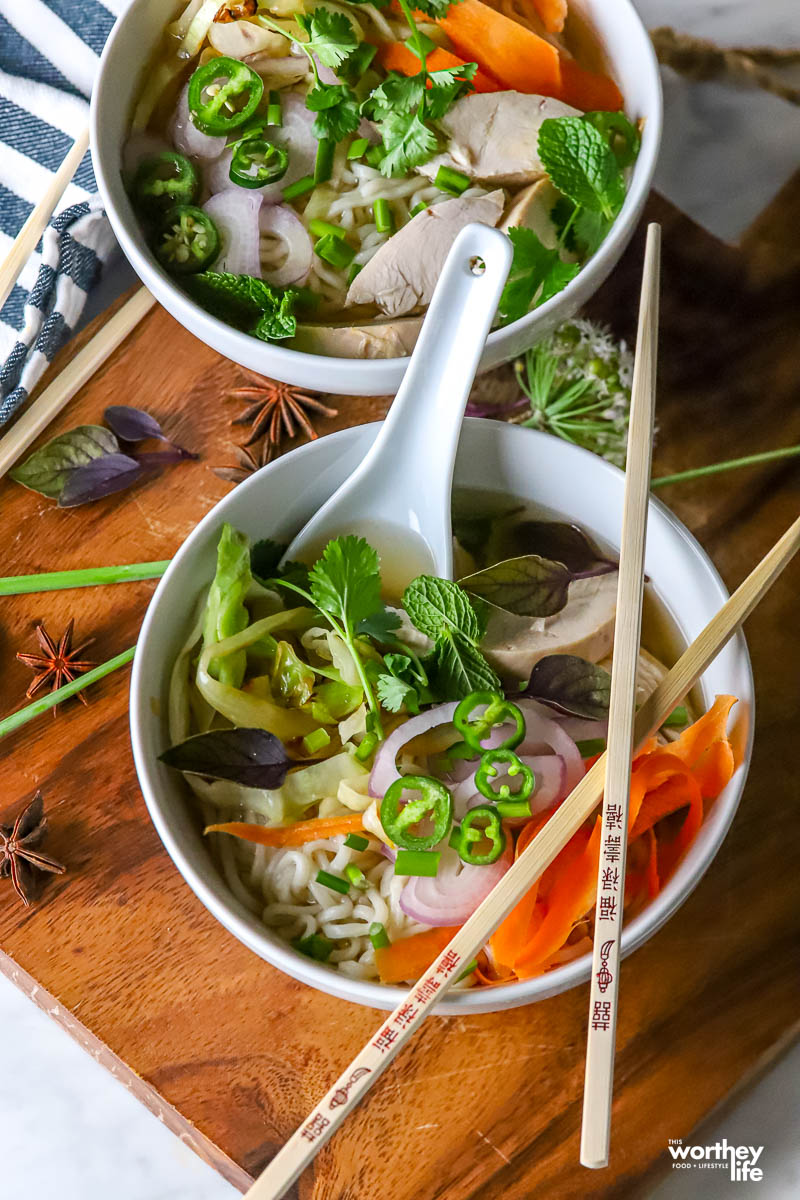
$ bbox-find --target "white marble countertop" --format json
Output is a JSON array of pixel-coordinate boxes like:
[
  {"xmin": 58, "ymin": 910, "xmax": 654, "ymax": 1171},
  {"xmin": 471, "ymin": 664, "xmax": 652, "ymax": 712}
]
[{"xmin": 2, "ymin": 2, "xmax": 798, "ymax": 1198}]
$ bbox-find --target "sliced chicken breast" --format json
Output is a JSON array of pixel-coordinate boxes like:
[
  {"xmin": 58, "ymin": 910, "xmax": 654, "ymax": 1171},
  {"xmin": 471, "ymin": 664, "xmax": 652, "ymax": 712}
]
[
  {"xmin": 345, "ymin": 190, "xmax": 504, "ymax": 317},
  {"xmin": 291, "ymin": 316, "xmax": 422, "ymax": 358},
  {"xmin": 419, "ymin": 92, "xmax": 580, "ymax": 188}
]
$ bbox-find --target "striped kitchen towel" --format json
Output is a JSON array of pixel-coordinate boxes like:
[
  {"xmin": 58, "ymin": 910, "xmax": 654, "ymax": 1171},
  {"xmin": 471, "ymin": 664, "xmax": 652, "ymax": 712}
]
[{"xmin": 0, "ymin": 0, "xmax": 125, "ymax": 427}]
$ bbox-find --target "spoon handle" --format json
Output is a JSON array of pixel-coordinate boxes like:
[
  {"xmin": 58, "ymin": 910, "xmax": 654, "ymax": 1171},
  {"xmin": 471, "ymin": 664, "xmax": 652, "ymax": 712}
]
[{"xmin": 367, "ymin": 223, "xmax": 512, "ymax": 510}]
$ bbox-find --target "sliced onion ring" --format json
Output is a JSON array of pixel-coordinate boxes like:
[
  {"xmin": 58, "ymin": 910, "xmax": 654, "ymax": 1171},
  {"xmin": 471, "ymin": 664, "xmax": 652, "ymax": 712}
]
[
  {"xmin": 369, "ymin": 702, "xmax": 458, "ymax": 798},
  {"xmin": 259, "ymin": 204, "xmax": 313, "ymax": 286},
  {"xmin": 516, "ymin": 700, "xmax": 584, "ymax": 792},
  {"xmin": 399, "ymin": 841, "xmax": 513, "ymax": 927},
  {"xmin": 203, "ymin": 191, "xmax": 262, "ymax": 277}
]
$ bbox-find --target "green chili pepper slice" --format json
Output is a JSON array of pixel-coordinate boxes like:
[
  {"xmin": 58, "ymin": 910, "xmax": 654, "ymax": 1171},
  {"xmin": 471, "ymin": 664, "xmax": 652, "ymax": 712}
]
[
  {"xmin": 475, "ymin": 748, "xmax": 535, "ymax": 803},
  {"xmin": 454, "ymin": 805, "xmax": 506, "ymax": 866},
  {"xmin": 380, "ymin": 774, "xmax": 453, "ymax": 852},
  {"xmin": 187, "ymin": 56, "xmax": 264, "ymax": 136},
  {"xmin": 155, "ymin": 205, "xmax": 220, "ymax": 275},
  {"xmin": 229, "ymin": 138, "xmax": 289, "ymax": 188},
  {"xmin": 454, "ymin": 690, "xmax": 525, "ymax": 753},
  {"xmin": 132, "ymin": 151, "xmax": 199, "ymax": 215}
]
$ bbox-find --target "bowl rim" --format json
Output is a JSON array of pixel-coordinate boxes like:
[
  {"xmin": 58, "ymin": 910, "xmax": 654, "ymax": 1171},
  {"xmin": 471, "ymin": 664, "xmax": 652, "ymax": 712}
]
[
  {"xmin": 130, "ymin": 420, "xmax": 754, "ymax": 1014},
  {"xmin": 91, "ymin": 0, "xmax": 663, "ymax": 392}
]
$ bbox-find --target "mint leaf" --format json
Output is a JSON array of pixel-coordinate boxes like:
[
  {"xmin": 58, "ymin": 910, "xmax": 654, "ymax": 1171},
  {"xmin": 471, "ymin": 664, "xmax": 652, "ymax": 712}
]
[
  {"xmin": 253, "ymin": 289, "xmax": 298, "ymax": 342},
  {"xmin": 403, "ymin": 575, "xmax": 482, "ymax": 644},
  {"xmin": 573, "ymin": 208, "xmax": 610, "ymax": 256},
  {"xmin": 309, "ymin": 536, "xmax": 382, "ymax": 630},
  {"xmin": 306, "ymin": 83, "xmax": 361, "ymax": 142},
  {"xmin": 538, "ymin": 117, "xmax": 625, "ymax": 220},
  {"xmin": 430, "ymin": 637, "xmax": 500, "ymax": 699}
]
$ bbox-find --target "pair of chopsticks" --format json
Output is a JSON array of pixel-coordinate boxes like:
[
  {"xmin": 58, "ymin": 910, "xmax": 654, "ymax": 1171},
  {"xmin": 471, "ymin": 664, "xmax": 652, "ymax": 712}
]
[
  {"xmin": 244, "ymin": 224, "xmax": 800, "ymax": 1199},
  {"xmin": 0, "ymin": 127, "xmax": 155, "ymax": 479}
]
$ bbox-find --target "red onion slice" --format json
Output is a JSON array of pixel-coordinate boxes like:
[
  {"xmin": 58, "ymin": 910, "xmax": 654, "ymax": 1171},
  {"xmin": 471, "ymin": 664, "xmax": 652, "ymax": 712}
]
[
  {"xmin": 259, "ymin": 204, "xmax": 313, "ymax": 286},
  {"xmin": 400, "ymin": 842, "xmax": 513, "ymax": 927},
  {"xmin": 369, "ymin": 702, "xmax": 458, "ymax": 797},
  {"xmin": 169, "ymin": 83, "xmax": 226, "ymax": 161},
  {"xmin": 516, "ymin": 700, "xmax": 584, "ymax": 792},
  {"xmin": 203, "ymin": 191, "xmax": 262, "ymax": 277},
  {"xmin": 524, "ymin": 754, "xmax": 567, "ymax": 812}
]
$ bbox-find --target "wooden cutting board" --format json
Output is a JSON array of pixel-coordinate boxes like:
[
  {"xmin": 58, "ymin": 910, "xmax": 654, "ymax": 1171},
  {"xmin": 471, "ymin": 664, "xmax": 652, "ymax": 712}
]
[{"xmin": 1, "ymin": 184, "xmax": 799, "ymax": 1200}]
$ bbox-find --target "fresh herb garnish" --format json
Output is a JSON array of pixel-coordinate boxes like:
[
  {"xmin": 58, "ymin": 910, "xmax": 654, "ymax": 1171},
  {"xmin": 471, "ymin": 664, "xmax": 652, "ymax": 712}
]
[
  {"xmin": 402, "ymin": 575, "xmax": 500, "ymax": 698},
  {"xmin": 306, "ymin": 83, "xmax": 362, "ymax": 142},
  {"xmin": 498, "ymin": 226, "xmax": 580, "ymax": 325},
  {"xmin": 460, "ymin": 555, "xmax": 572, "ymax": 618},
  {"xmin": 159, "ymin": 728, "xmax": 290, "ymax": 789},
  {"xmin": 188, "ymin": 272, "xmax": 298, "ymax": 342},
  {"xmin": 521, "ymin": 653, "xmax": 611, "ymax": 720}
]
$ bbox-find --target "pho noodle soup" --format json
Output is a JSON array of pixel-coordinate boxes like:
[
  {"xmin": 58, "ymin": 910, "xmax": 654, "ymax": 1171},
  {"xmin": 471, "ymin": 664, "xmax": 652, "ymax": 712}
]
[
  {"xmin": 125, "ymin": 0, "xmax": 642, "ymax": 357},
  {"xmin": 161, "ymin": 505, "xmax": 737, "ymax": 987}
]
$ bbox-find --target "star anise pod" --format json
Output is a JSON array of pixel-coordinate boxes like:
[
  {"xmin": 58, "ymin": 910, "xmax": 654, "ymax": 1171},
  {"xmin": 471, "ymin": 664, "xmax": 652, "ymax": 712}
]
[
  {"xmin": 227, "ymin": 370, "xmax": 338, "ymax": 449},
  {"xmin": 16, "ymin": 619, "xmax": 96, "ymax": 713},
  {"xmin": 0, "ymin": 792, "xmax": 66, "ymax": 907},
  {"xmin": 213, "ymin": 440, "xmax": 276, "ymax": 485}
]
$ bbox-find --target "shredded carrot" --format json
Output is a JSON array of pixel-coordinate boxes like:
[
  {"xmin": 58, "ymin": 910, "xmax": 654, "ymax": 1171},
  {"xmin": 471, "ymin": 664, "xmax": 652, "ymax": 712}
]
[
  {"xmin": 438, "ymin": 0, "xmax": 562, "ymax": 98},
  {"xmin": 204, "ymin": 813, "xmax": 365, "ymax": 847},
  {"xmin": 665, "ymin": 695, "xmax": 737, "ymax": 794},
  {"xmin": 375, "ymin": 925, "xmax": 458, "ymax": 983},
  {"xmin": 376, "ymin": 41, "xmax": 501, "ymax": 92}
]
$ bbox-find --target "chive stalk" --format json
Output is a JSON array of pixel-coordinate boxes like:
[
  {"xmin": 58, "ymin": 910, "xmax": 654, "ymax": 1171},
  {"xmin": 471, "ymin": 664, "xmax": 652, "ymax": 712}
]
[
  {"xmin": 315, "ymin": 233, "xmax": 355, "ymax": 269},
  {"xmin": 0, "ymin": 646, "xmax": 136, "ymax": 739},
  {"xmin": 369, "ymin": 921, "xmax": 390, "ymax": 949},
  {"xmin": 576, "ymin": 737, "xmax": 606, "ymax": 758},
  {"xmin": 651, "ymin": 444, "xmax": 800, "ymax": 488},
  {"xmin": 347, "ymin": 137, "xmax": 369, "ymax": 160},
  {"xmin": 344, "ymin": 833, "xmax": 369, "ymax": 851},
  {"xmin": 309, "ymin": 218, "xmax": 346, "ymax": 241},
  {"xmin": 0, "ymin": 562, "xmax": 170, "ymax": 596},
  {"xmin": 373, "ymin": 197, "xmax": 394, "ymax": 234},
  {"xmin": 345, "ymin": 863, "xmax": 367, "ymax": 888},
  {"xmin": 302, "ymin": 727, "xmax": 331, "ymax": 755}
]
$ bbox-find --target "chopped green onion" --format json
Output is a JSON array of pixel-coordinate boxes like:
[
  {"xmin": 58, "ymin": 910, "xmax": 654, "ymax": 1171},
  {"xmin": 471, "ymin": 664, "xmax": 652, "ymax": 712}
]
[
  {"xmin": 373, "ymin": 197, "xmax": 394, "ymax": 234},
  {"xmin": 365, "ymin": 144, "xmax": 384, "ymax": 168},
  {"xmin": 344, "ymin": 833, "xmax": 369, "ymax": 851},
  {"xmin": 369, "ymin": 921, "xmax": 390, "ymax": 950},
  {"xmin": 315, "ymin": 869, "xmax": 350, "ymax": 895},
  {"xmin": 576, "ymin": 737, "xmax": 606, "ymax": 758},
  {"xmin": 496, "ymin": 798, "xmax": 532, "ymax": 820},
  {"xmin": 267, "ymin": 89, "xmax": 282, "ymax": 126},
  {"xmin": 395, "ymin": 849, "xmax": 440, "ymax": 877},
  {"xmin": 293, "ymin": 933, "xmax": 334, "ymax": 962},
  {"xmin": 314, "ymin": 137, "xmax": 335, "ymax": 183},
  {"xmin": 315, "ymin": 232, "xmax": 356, "ymax": 268},
  {"xmin": 302, "ymin": 727, "xmax": 331, "ymax": 755},
  {"xmin": 355, "ymin": 731, "xmax": 378, "ymax": 761},
  {"xmin": 347, "ymin": 137, "xmax": 369, "ymax": 160},
  {"xmin": 345, "ymin": 863, "xmax": 368, "ymax": 889},
  {"xmin": 410, "ymin": 201, "xmax": 428, "ymax": 218},
  {"xmin": 282, "ymin": 174, "xmax": 315, "ymax": 201},
  {"xmin": 434, "ymin": 165, "xmax": 470, "ymax": 196},
  {"xmin": 663, "ymin": 705, "xmax": 689, "ymax": 729},
  {"xmin": 347, "ymin": 262, "xmax": 362, "ymax": 285},
  {"xmin": 455, "ymin": 958, "xmax": 478, "ymax": 983},
  {"xmin": 309, "ymin": 218, "xmax": 346, "ymax": 241}
]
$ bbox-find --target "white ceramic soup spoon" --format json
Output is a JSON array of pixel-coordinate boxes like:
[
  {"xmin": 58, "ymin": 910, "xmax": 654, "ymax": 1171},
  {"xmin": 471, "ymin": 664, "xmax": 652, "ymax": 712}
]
[{"xmin": 283, "ymin": 222, "xmax": 513, "ymax": 585}]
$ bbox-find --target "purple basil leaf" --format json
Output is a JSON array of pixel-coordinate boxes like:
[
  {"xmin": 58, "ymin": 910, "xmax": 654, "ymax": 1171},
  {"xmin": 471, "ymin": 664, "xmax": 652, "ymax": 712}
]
[
  {"xmin": 460, "ymin": 555, "xmax": 571, "ymax": 617},
  {"xmin": 521, "ymin": 654, "xmax": 611, "ymax": 719},
  {"xmin": 104, "ymin": 405, "xmax": 166, "ymax": 443},
  {"xmin": 489, "ymin": 519, "xmax": 617, "ymax": 578},
  {"xmin": 159, "ymin": 728, "xmax": 290, "ymax": 789},
  {"xmin": 135, "ymin": 447, "xmax": 198, "ymax": 466},
  {"xmin": 57, "ymin": 453, "xmax": 145, "ymax": 507}
]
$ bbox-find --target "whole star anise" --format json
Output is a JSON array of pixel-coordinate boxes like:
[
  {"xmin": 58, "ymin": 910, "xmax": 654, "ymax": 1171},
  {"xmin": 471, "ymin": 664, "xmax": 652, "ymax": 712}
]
[
  {"xmin": 16, "ymin": 619, "xmax": 96, "ymax": 712},
  {"xmin": 214, "ymin": 440, "xmax": 275, "ymax": 485},
  {"xmin": 0, "ymin": 792, "xmax": 66, "ymax": 906},
  {"xmin": 228, "ymin": 370, "xmax": 338, "ymax": 448}
]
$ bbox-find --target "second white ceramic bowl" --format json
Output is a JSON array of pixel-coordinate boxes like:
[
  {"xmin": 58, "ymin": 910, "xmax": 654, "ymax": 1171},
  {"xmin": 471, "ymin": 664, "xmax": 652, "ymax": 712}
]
[
  {"xmin": 91, "ymin": 0, "xmax": 662, "ymax": 395},
  {"xmin": 130, "ymin": 422, "xmax": 753, "ymax": 1013}
]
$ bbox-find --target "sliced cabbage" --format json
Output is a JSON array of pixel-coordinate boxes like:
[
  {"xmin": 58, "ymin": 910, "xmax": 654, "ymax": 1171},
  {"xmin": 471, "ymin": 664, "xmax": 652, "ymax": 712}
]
[{"xmin": 179, "ymin": 0, "xmax": 220, "ymax": 58}]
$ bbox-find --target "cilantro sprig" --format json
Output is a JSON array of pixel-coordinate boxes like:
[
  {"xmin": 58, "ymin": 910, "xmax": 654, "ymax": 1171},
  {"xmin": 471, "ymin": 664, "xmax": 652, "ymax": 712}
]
[{"xmin": 362, "ymin": 0, "xmax": 477, "ymax": 176}]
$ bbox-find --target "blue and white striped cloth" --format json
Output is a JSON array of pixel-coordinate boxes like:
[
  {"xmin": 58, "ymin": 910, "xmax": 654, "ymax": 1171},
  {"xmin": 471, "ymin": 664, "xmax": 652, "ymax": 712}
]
[{"xmin": 0, "ymin": 0, "xmax": 126, "ymax": 426}]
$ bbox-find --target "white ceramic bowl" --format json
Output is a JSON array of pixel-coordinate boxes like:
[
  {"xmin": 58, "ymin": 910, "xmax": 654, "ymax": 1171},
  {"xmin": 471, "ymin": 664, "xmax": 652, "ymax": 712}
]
[
  {"xmin": 130, "ymin": 422, "xmax": 753, "ymax": 1013},
  {"xmin": 92, "ymin": 0, "xmax": 662, "ymax": 396}
]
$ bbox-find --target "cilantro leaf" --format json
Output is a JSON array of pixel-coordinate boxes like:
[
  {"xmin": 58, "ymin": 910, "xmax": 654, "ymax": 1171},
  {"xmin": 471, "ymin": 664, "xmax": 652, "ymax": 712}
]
[
  {"xmin": 309, "ymin": 536, "xmax": 382, "ymax": 631},
  {"xmin": 573, "ymin": 207, "xmax": 610, "ymax": 256},
  {"xmin": 297, "ymin": 10, "xmax": 358, "ymax": 70},
  {"xmin": 377, "ymin": 108, "xmax": 438, "ymax": 177},
  {"xmin": 538, "ymin": 117, "xmax": 625, "ymax": 220},
  {"xmin": 412, "ymin": 0, "xmax": 454, "ymax": 17},
  {"xmin": 376, "ymin": 673, "xmax": 419, "ymax": 714},
  {"xmin": 356, "ymin": 607, "xmax": 402, "ymax": 641},
  {"xmin": 497, "ymin": 228, "xmax": 578, "ymax": 324},
  {"xmin": 426, "ymin": 62, "xmax": 477, "ymax": 119},
  {"xmin": 306, "ymin": 83, "xmax": 361, "ymax": 142},
  {"xmin": 365, "ymin": 72, "xmax": 426, "ymax": 121}
]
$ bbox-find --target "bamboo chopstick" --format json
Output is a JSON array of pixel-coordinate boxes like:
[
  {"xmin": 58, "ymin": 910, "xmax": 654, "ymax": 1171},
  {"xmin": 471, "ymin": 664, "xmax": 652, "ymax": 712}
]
[
  {"xmin": 580, "ymin": 224, "xmax": 660, "ymax": 1169},
  {"xmin": 0, "ymin": 127, "xmax": 90, "ymax": 313},
  {"xmin": 246, "ymin": 508, "xmax": 800, "ymax": 1199},
  {"xmin": 0, "ymin": 287, "xmax": 155, "ymax": 480}
]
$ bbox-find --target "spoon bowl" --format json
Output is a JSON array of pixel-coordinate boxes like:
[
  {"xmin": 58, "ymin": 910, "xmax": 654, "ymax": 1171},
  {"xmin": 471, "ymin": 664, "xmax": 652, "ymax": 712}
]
[{"xmin": 284, "ymin": 224, "xmax": 513, "ymax": 581}]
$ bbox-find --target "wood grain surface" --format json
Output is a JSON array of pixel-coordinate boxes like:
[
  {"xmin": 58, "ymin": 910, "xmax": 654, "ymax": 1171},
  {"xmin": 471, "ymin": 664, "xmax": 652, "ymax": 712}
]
[{"xmin": 0, "ymin": 185, "xmax": 798, "ymax": 1199}]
